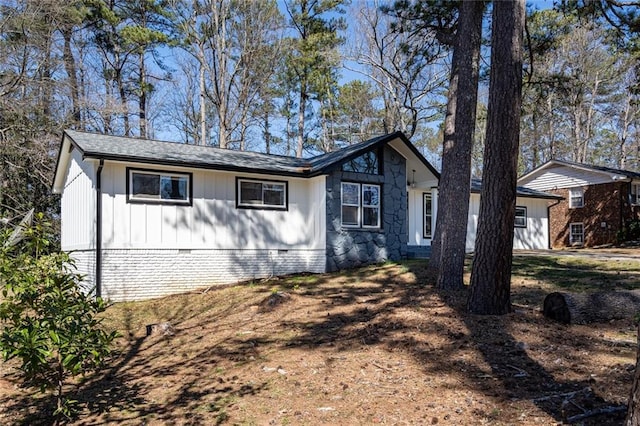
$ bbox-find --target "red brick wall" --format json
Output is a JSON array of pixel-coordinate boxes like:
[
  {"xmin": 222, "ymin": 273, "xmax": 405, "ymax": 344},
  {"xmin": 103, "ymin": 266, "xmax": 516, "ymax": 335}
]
[{"xmin": 549, "ymin": 182, "xmax": 631, "ymax": 248}]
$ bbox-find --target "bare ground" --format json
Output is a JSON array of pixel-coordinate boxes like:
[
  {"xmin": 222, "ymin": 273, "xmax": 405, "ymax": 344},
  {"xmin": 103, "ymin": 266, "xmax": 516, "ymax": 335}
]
[{"xmin": 1, "ymin": 254, "xmax": 640, "ymax": 425}]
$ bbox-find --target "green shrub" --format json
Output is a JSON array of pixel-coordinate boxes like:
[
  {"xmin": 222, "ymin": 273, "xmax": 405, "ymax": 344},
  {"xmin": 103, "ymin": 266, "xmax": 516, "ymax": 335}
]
[
  {"xmin": 0, "ymin": 213, "xmax": 118, "ymax": 421},
  {"xmin": 618, "ymin": 219, "xmax": 640, "ymax": 243}
]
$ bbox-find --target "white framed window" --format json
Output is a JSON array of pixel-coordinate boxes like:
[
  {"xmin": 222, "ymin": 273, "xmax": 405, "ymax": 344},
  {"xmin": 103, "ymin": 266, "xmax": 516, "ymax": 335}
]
[
  {"xmin": 362, "ymin": 184, "xmax": 380, "ymax": 228},
  {"xmin": 423, "ymin": 192, "xmax": 433, "ymax": 238},
  {"xmin": 631, "ymin": 183, "xmax": 640, "ymax": 205},
  {"xmin": 341, "ymin": 182, "xmax": 361, "ymax": 227},
  {"xmin": 569, "ymin": 187, "xmax": 584, "ymax": 208},
  {"xmin": 514, "ymin": 206, "xmax": 527, "ymax": 228},
  {"xmin": 127, "ymin": 168, "xmax": 191, "ymax": 205},
  {"xmin": 237, "ymin": 178, "xmax": 287, "ymax": 210},
  {"xmin": 570, "ymin": 222, "xmax": 584, "ymax": 245},
  {"xmin": 341, "ymin": 182, "xmax": 381, "ymax": 228}
]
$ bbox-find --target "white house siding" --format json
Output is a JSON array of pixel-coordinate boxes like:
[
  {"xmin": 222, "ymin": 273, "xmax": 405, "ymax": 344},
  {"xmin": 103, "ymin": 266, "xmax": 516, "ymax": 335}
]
[
  {"xmin": 60, "ymin": 148, "xmax": 96, "ymax": 251},
  {"xmin": 96, "ymin": 161, "xmax": 326, "ymax": 301},
  {"xmin": 512, "ymin": 198, "xmax": 550, "ymax": 249},
  {"xmin": 60, "ymin": 149, "xmax": 98, "ymax": 292},
  {"xmin": 407, "ymin": 187, "xmax": 438, "ymax": 246},
  {"xmin": 100, "ymin": 162, "xmax": 325, "ymax": 250},
  {"xmin": 466, "ymin": 194, "xmax": 550, "ymax": 251},
  {"xmin": 519, "ymin": 165, "xmax": 615, "ymax": 191}
]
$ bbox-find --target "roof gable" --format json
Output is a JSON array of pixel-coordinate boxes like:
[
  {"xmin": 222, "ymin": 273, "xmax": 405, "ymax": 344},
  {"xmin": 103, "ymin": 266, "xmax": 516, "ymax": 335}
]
[{"xmin": 518, "ymin": 160, "xmax": 640, "ymax": 191}]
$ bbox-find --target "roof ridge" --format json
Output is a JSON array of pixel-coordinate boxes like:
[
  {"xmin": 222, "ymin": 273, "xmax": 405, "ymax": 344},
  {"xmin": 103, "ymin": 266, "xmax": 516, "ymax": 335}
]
[{"xmin": 64, "ymin": 129, "xmax": 311, "ymax": 164}]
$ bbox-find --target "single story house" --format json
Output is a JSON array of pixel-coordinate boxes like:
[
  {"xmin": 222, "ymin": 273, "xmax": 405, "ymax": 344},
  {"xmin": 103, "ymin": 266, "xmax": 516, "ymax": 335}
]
[
  {"xmin": 467, "ymin": 178, "xmax": 562, "ymax": 251},
  {"xmin": 518, "ymin": 159, "xmax": 640, "ymax": 247},
  {"xmin": 53, "ymin": 130, "xmax": 559, "ymax": 301}
]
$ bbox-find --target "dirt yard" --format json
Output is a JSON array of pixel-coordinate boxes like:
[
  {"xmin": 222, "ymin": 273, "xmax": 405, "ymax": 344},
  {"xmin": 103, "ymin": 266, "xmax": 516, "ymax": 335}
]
[{"xmin": 1, "ymin": 253, "xmax": 640, "ymax": 425}]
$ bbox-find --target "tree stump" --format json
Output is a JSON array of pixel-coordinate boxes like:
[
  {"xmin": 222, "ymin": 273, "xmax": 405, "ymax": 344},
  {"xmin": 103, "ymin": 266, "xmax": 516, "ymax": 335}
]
[{"xmin": 543, "ymin": 290, "xmax": 640, "ymax": 324}]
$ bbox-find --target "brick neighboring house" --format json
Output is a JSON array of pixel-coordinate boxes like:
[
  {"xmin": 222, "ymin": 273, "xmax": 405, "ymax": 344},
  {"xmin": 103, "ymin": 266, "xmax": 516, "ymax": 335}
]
[{"xmin": 518, "ymin": 160, "xmax": 640, "ymax": 248}]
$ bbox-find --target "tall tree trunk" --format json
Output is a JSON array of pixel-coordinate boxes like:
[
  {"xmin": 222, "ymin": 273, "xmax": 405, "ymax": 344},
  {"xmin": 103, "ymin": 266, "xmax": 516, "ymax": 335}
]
[
  {"xmin": 192, "ymin": 13, "xmax": 207, "ymax": 145},
  {"xmin": 197, "ymin": 39, "xmax": 207, "ymax": 146},
  {"xmin": 297, "ymin": 82, "xmax": 308, "ymax": 157},
  {"xmin": 139, "ymin": 53, "xmax": 147, "ymax": 138},
  {"xmin": 115, "ymin": 60, "xmax": 130, "ymax": 136},
  {"xmin": 264, "ymin": 108, "xmax": 271, "ymax": 154},
  {"xmin": 62, "ymin": 27, "xmax": 81, "ymax": 126},
  {"xmin": 430, "ymin": 1, "xmax": 484, "ymax": 287},
  {"xmin": 468, "ymin": 0, "xmax": 525, "ymax": 315},
  {"xmin": 627, "ymin": 322, "xmax": 640, "ymax": 425},
  {"xmin": 620, "ymin": 93, "xmax": 631, "ymax": 169}
]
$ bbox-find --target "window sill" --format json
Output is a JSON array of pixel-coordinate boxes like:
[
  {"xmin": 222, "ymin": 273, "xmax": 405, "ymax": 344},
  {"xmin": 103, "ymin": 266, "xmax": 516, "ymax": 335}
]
[{"xmin": 339, "ymin": 227, "xmax": 383, "ymax": 232}]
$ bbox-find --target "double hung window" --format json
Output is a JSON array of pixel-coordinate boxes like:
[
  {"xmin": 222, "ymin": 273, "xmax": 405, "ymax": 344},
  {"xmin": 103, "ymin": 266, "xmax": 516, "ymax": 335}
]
[
  {"xmin": 514, "ymin": 206, "xmax": 527, "ymax": 228},
  {"xmin": 569, "ymin": 188, "xmax": 584, "ymax": 208},
  {"xmin": 341, "ymin": 182, "xmax": 380, "ymax": 228},
  {"xmin": 570, "ymin": 222, "xmax": 584, "ymax": 245}
]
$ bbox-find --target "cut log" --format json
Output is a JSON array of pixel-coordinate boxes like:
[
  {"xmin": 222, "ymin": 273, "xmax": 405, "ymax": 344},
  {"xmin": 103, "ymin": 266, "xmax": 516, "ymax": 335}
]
[{"xmin": 543, "ymin": 290, "xmax": 640, "ymax": 324}]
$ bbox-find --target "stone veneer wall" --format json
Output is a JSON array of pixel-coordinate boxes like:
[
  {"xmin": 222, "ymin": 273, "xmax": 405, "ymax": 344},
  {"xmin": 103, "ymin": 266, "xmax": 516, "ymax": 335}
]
[
  {"xmin": 549, "ymin": 181, "xmax": 634, "ymax": 248},
  {"xmin": 325, "ymin": 145, "xmax": 407, "ymax": 271}
]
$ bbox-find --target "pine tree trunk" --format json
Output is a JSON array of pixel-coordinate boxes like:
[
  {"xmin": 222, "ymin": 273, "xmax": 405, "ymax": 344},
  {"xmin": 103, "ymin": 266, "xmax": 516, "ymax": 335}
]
[
  {"xmin": 467, "ymin": 0, "xmax": 525, "ymax": 314},
  {"xmin": 432, "ymin": 1, "xmax": 484, "ymax": 287},
  {"xmin": 627, "ymin": 322, "xmax": 640, "ymax": 425},
  {"xmin": 62, "ymin": 27, "xmax": 81, "ymax": 126},
  {"xmin": 297, "ymin": 83, "xmax": 307, "ymax": 158},
  {"xmin": 198, "ymin": 42, "xmax": 207, "ymax": 146},
  {"xmin": 139, "ymin": 53, "xmax": 147, "ymax": 138}
]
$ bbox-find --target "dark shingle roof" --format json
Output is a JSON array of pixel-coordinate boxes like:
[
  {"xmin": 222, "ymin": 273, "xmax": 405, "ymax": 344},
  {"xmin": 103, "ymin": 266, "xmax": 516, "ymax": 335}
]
[
  {"xmin": 62, "ymin": 130, "xmax": 437, "ymax": 178},
  {"xmin": 471, "ymin": 178, "xmax": 562, "ymax": 199},
  {"xmin": 64, "ymin": 130, "xmax": 310, "ymax": 176}
]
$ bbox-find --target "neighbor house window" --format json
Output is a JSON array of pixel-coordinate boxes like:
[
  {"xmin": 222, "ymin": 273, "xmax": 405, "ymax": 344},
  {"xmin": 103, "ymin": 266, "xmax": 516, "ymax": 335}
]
[
  {"xmin": 342, "ymin": 150, "xmax": 381, "ymax": 174},
  {"xmin": 237, "ymin": 178, "xmax": 287, "ymax": 210},
  {"xmin": 423, "ymin": 192, "xmax": 433, "ymax": 238},
  {"xmin": 514, "ymin": 206, "xmax": 527, "ymax": 228},
  {"xmin": 570, "ymin": 222, "xmax": 584, "ymax": 245},
  {"xmin": 569, "ymin": 188, "xmax": 584, "ymax": 208},
  {"xmin": 631, "ymin": 183, "xmax": 640, "ymax": 205},
  {"xmin": 341, "ymin": 182, "xmax": 381, "ymax": 228},
  {"xmin": 127, "ymin": 168, "xmax": 191, "ymax": 205}
]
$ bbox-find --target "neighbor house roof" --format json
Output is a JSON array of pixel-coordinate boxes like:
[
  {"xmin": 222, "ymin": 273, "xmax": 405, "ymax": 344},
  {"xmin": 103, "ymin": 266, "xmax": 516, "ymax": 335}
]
[
  {"xmin": 53, "ymin": 130, "xmax": 439, "ymax": 193},
  {"xmin": 519, "ymin": 159, "xmax": 640, "ymax": 183},
  {"xmin": 470, "ymin": 178, "xmax": 562, "ymax": 200}
]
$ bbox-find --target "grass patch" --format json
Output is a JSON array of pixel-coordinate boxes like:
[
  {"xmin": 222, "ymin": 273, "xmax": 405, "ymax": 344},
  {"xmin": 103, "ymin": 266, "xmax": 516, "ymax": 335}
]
[{"xmin": 511, "ymin": 255, "xmax": 640, "ymax": 292}]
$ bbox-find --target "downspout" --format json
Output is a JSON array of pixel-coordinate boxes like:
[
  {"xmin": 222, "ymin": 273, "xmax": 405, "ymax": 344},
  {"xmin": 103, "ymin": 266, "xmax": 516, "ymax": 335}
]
[
  {"xmin": 95, "ymin": 160, "xmax": 104, "ymax": 298},
  {"xmin": 547, "ymin": 198, "xmax": 561, "ymax": 249}
]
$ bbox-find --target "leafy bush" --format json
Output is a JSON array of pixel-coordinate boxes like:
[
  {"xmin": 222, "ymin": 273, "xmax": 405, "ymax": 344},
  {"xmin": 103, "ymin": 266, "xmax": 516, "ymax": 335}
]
[
  {"xmin": 619, "ymin": 219, "xmax": 640, "ymax": 243},
  {"xmin": 0, "ymin": 213, "xmax": 118, "ymax": 421},
  {"xmin": 629, "ymin": 219, "xmax": 640, "ymax": 240}
]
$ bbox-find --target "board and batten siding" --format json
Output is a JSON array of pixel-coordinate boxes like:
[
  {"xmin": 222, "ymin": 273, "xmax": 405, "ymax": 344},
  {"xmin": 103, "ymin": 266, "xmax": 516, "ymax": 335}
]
[
  {"xmin": 466, "ymin": 194, "xmax": 550, "ymax": 251},
  {"xmin": 519, "ymin": 165, "xmax": 617, "ymax": 191},
  {"xmin": 100, "ymin": 162, "xmax": 325, "ymax": 250},
  {"xmin": 95, "ymin": 161, "xmax": 327, "ymax": 301},
  {"xmin": 60, "ymin": 149, "xmax": 98, "ymax": 291},
  {"xmin": 60, "ymin": 148, "xmax": 96, "ymax": 251}
]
